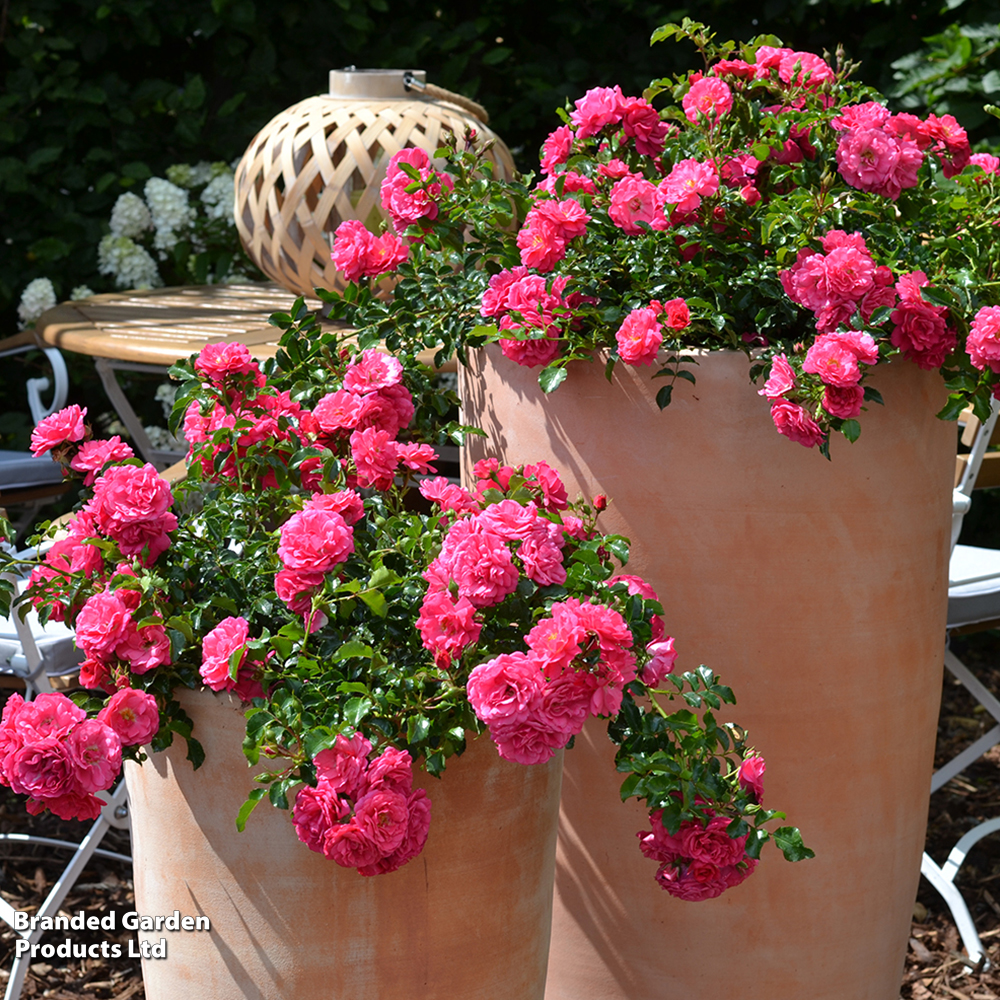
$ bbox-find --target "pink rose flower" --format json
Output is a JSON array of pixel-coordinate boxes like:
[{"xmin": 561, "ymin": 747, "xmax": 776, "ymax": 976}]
[
  {"xmin": 823, "ymin": 384, "xmax": 864, "ymax": 419},
  {"xmin": 314, "ymin": 733, "xmax": 373, "ymax": 797},
  {"xmin": 350, "ymin": 427, "xmax": 400, "ymax": 490},
  {"xmin": 98, "ymin": 688, "xmax": 160, "ymax": 746},
  {"xmin": 737, "ymin": 754, "xmax": 766, "ymax": 802},
  {"xmin": 75, "ymin": 590, "xmax": 133, "ymax": 660},
  {"xmin": 467, "ymin": 652, "xmax": 545, "ymax": 725},
  {"xmin": 968, "ymin": 305, "xmax": 1000, "ymax": 373},
  {"xmin": 540, "ymin": 125, "xmax": 574, "ymax": 174},
  {"xmin": 66, "ymin": 719, "xmax": 122, "ymax": 794},
  {"xmin": 365, "ymin": 747, "xmax": 414, "ymax": 796},
  {"xmin": 200, "ymin": 616, "xmax": 250, "ymax": 691},
  {"xmin": 682, "ymin": 77, "xmax": 733, "ymax": 124},
  {"xmin": 516, "ymin": 220, "xmax": 567, "ymax": 272},
  {"xmin": 358, "ymin": 788, "xmax": 432, "ymax": 876},
  {"xmin": 323, "ymin": 819, "xmax": 381, "ymax": 869},
  {"xmin": 274, "ymin": 567, "xmax": 325, "ymax": 616},
  {"xmin": 7, "ymin": 738, "xmax": 78, "ymax": 800},
  {"xmin": 621, "ymin": 97, "xmax": 669, "ymax": 155},
  {"xmin": 642, "ymin": 637, "xmax": 677, "ymax": 687},
  {"xmin": 379, "ymin": 148, "xmax": 452, "ymax": 233},
  {"xmin": 30, "ymin": 404, "xmax": 87, "ymax": 457},
  {"xmin": 353, "ymin": 787, "xmax": 410, "ymax": 855},
  {"xmin": 778, "ymin": 51, "xmax": 834, "ymax": 88},
  {"xmin": 417, "ymin": 590, "xmax": 482, "ymax": 664},
  {"xmin": 758, "ymin": 353, "xmax": 796, "ymax": 399},
  {"xmin": 616, "ymin": 307, "xmax": 663, "ymax": 366},
  {"xmin": 570, "ymin": 85, "xmax": 625, "ymax": 138},
  {"xmin": 278, "ymin": 507, "xmax": 354, "ymax": 572},
  {"xmin": 89, "ymin": 463, "xmax": 177, "ymax": 563},
  {"xmin": 194, "ymin": 342, "xmax": 265, "ymax": 388},
  {"xmin": 343, "ymin": 349, "xmax": 404, "ymax": 394},
  {"xmin": 489, "ymin": 716, "xmax": 567, "ymax": 766},
  {"xmin": 331, "ymin": 220, "xmax": 374, "ymax": 282},
  {"xmin": 769, "ymin": 399, "xmax": 825, "ymax": 448},
  {"xmin": 609, "ymin": 175, "xmax": 667, "ymax": 235},
  {"xmin": 69, "ymin": 436, "xmax": 134, "ymax": 485},
  {"xmin": 661, "ymin": 158, "xmax": 719, "ymax": 216},
  {"xmin": 802, "ymin": 334, "xmax": 863, "ymax": 387},
  {"xmin": 305, "ymin": 489, "xmax": 365, "ymax": 525},
  {"xmin": 662, "ymin": 298, "xmax": 690, "ymax": 331},
  {"xmin": 113, "ymin": 620, "xmax": 171, "ymax": 674},
  {"xmin": 889, "ymin": 271, "xmax": 956, "ymax": 370},
  {"xmin": 293, "ymin": 783, "xmax": 350, "ymax": 854},
  {"xmin": 680, "ymin": 815, "xmax": 747, "ymax": 867}
]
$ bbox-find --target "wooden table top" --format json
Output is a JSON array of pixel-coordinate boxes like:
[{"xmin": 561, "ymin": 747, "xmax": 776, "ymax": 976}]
[{"xmin": 35, "ymin": 283, "xmax": 330, "ymax": 366}]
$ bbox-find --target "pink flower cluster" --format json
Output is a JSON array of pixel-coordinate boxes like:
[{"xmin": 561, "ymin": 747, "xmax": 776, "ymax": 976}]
[
  {"xmin": 380, "ymin": 148, "xmax": 453, "ymax": 234},
  {"xmin": 416, "ymin": 459, "xmax": 594, "ymax": 670},
  {"xmin": 480, "ymin": 268, "xmax": 592, "ymax": 368},
  {"xmin": 28, "ymin": 510, "xmax": 105, "ymax": 621},
  {"xmin": 709, "ymin": 47, "xmax": 834, "ymax": 89},
  {"xmin": 516, "ymin": 198, "xmax": 591, "ymax": 271},
  {"xmin": 569, "ymin": 86, "xmax": 668, "ymax": 156},
  {"xmin": 889, "ymin": 270, "xmax": 957, "ymax": 370},
  {"xmin": 833, "ymin": 104, "xmax": 970, "ymax": 199},
  {"xmin": 780, "ymin": 229, "xmax": 891, "ymax": 334},
  {"xmin": 311, "ymin": 349, "xmax": 427, "ymax": 484},
  {"xmin": 75, "ymin": 584, "xmax": 171, "ymax": 690},
  {"xmin": 637, "ymin": 808, "xmax": 757, "ymax": 901},
  {"xmin": 292, "ymin": 733, "xmax": 431, "ymax": 876},
  {"xmin": 331, "ymin": 220, "xmax": 409, "ymax": 282},
  {"xmin": 194, "ymin": 342, "xmax": 267, "ymax": 390},
  {"xmin": 0, "ymin": 692, "xmax": 129, "ymax": 821},
  {"xmin": 467, "ymin": 596, "xmax": 638, "ymax": 765},
  {"xmin": 275, "ymin": 491, "xmax": 361, "ymax": 625},
  {"xmin": 615, "ymin": 299, "xmax": 690, "ymax": 366},
  {"xmin": 88, "ymin": 463, "xmax": 178, "ymax": 565}
]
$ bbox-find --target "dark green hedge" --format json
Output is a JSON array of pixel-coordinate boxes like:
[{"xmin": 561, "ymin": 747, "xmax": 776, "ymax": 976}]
[{"xmin": 3, "ymin": 0, "xmax": 1000, "ymax": 333}]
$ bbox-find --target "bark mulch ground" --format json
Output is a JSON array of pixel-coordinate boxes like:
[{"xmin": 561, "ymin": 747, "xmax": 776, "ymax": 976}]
[{"xmin": 3, "ymin": 638, "xmax": 1000, "ymax": 998}]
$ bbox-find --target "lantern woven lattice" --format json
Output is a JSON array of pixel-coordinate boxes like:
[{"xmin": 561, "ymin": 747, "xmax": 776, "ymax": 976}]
[{"xmin": 234, "ymin": 69, "xmax": 516, "ymax": 298}]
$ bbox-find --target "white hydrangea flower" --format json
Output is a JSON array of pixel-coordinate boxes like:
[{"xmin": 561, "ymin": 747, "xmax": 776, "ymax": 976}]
[
  {"xmin": 154, "ymin": 382, "xmax": 178, "ymax": 420},
  {"xmin": 190, "ymin": 161, "xmax": 216, "ymax": 187},
  {"xmin": 144, "ymin": 177, "xmax": 195, "ymax": 252},
  {"xmin": 70, "ymin": 285, "xmax": 95, "ymax": 300},
  {"xmin": 97, "ymin": 235, "xmax": 163, "ymax": 289},
  {"xmin": 144, "ymin": 425, "xmax": 185, "ymax": 452},
  {"xmin": 109, "ymin": 192, "xmax": 152, "ymax": 238},
  {"xmin": 201, "ymin": 171, "xmax": 235, "ymax": 223},
  {"xmin": 165, "ymin": 163, "xmax": 195, "ymax": 188},
  {"xmin": 17, "ymin": 277, "xmax": 57, "ymax": 327}
]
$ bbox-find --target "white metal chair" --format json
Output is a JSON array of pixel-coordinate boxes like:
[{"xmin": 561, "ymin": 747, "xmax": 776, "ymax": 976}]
[
  {"xmin": 0, "ymin": 332, "xmax": 72, "ymax": 539},
  {"xmin": 921, "ymin": 400, "xmax": 1000, "ymax": 967},
  {"xmin": 0, "ymin": 549, "xmax": 132, "ymax": 1000}
]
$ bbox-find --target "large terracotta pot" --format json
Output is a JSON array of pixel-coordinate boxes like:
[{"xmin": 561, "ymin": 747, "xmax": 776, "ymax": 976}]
[
  {"xmin": 461, "ymin": 345, "xmax": 953, "ymax": 1000},
  {"xmin": 125, "ymin": 687, "xmax": 563, "ymax": 1000}
]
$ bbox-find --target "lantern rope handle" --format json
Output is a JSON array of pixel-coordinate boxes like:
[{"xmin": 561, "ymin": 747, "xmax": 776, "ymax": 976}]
[{"xmin": 403, "ymin": 72, "xmax": 490, "ymax": 125}]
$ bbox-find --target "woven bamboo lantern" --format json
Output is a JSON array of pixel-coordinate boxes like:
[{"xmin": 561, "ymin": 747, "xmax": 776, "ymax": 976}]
[{"xmin": 234, "ymin": 69, "xmax": 516, "ymax": 297}]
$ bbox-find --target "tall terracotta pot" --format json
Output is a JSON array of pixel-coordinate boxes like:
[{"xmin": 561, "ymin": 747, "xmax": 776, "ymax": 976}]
[
  {"xmin": 125, "ymin": 687, "xmax": 563, "ymax": 1000},
  {"xmin": 461, "ymin": 345, "xmax": 953, "ymax": 1000}
]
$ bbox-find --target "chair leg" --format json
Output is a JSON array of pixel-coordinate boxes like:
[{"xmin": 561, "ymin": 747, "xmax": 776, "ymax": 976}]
[{"xmin": 0, "ymin": 782, "xmax": 131, "ymax": 1000}]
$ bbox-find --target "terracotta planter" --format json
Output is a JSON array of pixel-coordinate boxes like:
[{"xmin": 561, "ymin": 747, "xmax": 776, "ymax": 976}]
[
  {"xmin": 461, "ymin": 345, "xmax": 953, "ymax": 1000},
  {"xmin": 125, "ymin": 687, "xmax": 562, "ymax": 1000}
]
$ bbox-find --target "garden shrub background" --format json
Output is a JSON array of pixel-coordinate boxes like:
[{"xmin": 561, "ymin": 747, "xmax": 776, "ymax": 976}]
[{"xmin": 4, "ymin": 0, "xmax": 1000, "ymax": 445}]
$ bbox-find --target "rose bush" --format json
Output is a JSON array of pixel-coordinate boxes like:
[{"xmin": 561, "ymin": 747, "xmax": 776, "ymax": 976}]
[
  {"xmin": 0, "ymin": 306, "xmax": 809, "ymax": 897},
  {"xmin": 319, "ymin": 18, "xmax": 1000, "ymax": 457}
]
